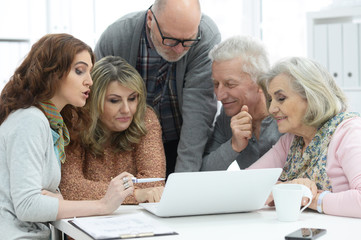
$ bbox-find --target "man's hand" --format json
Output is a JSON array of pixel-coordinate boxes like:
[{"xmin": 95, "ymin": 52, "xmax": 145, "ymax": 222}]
[{"xmin": 230, "ymin": 105, "xmax": 253, "ymax": 152}]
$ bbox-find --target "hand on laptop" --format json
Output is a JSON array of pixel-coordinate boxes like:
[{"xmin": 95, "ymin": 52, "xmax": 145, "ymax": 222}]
[{"xmin": 135, "ymin": 186, "xmax": 164, "ymax": 203}]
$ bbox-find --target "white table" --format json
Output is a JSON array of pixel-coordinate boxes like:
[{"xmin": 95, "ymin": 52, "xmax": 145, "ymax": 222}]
[{"xmin": 52, "ymin": 205, "xmax": 360, "ymax": 240}]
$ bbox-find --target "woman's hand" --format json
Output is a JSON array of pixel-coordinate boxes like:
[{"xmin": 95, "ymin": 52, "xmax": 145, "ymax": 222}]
[
  {"xmin": 99, "ymin": 172, "xmax": 134, "ymax": 214},
  {"xmin": 265, "ymin": 181, "xmax": 282, "ymax": 206},
  {"xmin": 265, "ymin": 179, "xmax": 318, "ymax": 208},
  {"xmin": 134, "ymin": 186, "xmax": 164, "ymax": 203},
  {"xmin": 288, "ymin": 178, "xmax": 318, "ymax": 207},
  {"xmin": 265, "ymin": 192, "xmax": 275, "ymax": 207}
]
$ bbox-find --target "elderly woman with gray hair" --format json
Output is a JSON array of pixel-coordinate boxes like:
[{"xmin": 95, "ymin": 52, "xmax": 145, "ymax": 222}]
[{"xmin": 249, "ymin": 57, "xmax": 361, "ymax": 218}]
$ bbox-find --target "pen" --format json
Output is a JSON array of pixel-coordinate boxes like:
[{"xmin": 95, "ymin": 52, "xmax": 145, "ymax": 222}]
[{"xmin": 131, "ymin": 177, "xmax": 165, "ymax": 183}]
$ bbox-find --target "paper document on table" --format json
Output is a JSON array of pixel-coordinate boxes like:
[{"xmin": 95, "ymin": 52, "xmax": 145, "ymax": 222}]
[{"xmin": 69, "ymin": 212, "xmax": 177, "ymax": 239}]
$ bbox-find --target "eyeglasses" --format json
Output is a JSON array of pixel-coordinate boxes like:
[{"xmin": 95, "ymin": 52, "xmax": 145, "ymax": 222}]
[{"xmin": 149, "ymin": 6, "xmax": 201, "ymax": 47}]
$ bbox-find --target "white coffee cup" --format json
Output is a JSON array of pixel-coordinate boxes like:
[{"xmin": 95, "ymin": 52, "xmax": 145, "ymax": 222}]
[{"xmin": 272, "ymin": 184, "xmax": 313, "ymax": 222}]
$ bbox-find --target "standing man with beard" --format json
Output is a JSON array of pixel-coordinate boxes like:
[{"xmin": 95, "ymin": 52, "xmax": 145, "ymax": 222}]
[{"xmin": 95, "ymin": 0, "xmax": 221, "ymax": 176}]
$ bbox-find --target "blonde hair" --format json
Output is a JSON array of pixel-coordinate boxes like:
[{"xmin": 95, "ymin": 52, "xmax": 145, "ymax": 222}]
[
  {"xmin": 82, "ymin": 56, "xmax": 147, "ymax": 155},
  {"xmin": 261, "ymin": 57, "xmax": 347, "ymax": 128}
]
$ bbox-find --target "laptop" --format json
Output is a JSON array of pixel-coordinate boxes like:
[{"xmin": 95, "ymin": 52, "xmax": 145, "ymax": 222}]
[{"xmin": 139, "ymin": 168, "xmax": 282, "ymax": 217}]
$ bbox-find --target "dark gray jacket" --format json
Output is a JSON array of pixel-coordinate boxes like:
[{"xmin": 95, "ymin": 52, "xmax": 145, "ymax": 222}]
[{"xmin": 201, "ymin": 108, "xmax": 283, "ymax": 170}]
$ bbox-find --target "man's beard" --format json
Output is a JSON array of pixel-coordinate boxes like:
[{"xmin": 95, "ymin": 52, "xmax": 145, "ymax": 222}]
[{"xmin": 150, "ymin": 31, "xmax": 189, "ymax": 62}]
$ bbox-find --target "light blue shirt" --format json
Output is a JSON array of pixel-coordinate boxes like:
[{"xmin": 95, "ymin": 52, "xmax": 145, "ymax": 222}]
[{"xmin": 51, "ymin": 129, "xmax": 61, "ymax": 167}]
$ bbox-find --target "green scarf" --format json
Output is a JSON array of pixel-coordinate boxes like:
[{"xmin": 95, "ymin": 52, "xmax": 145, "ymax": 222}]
[
  {"xmin": 39, "ymin": 100, "xmax": 70, "ymax": 164},
  {"xmin": 280, "ymin": 112, "xmax": 360, "ymax": 191}
]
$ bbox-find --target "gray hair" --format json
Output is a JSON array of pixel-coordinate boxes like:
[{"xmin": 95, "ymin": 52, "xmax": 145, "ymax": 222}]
[
  {"xmin": 208, "ymin": 35, "xmax": 270, "ymax": 82},
  {"xmin": 261, "ymin": 57, "xmax": 347, "ymax": 128}
]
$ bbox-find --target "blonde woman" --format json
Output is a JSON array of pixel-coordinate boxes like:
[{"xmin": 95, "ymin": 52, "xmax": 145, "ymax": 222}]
[{"xmin": 60, "ymin": 56, "xmax": 165, "ymax": 204}]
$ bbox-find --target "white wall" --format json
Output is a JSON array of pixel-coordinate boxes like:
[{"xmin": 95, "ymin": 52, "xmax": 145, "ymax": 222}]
[
  {"xmin": 0, "ymin": 0, "xmax": 47, "ymax": 91},
  {"xmin": 1, "ymin": 0, "xmax": 360, "ymax": 101},
  {"xmin": 262, "ymin": 0, "xmax": 333, "ymax": 64},
  {"xmin": 0, "ymin": 0, "xmax": 259, "ymax": 91}
]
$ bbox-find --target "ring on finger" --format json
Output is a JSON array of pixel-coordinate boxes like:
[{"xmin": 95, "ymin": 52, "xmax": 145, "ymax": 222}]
[
  {"xmin": 122, "ymin": 177, "xmax": 128, "ymax": 184},
  {"xmin": 124, "ymin": 182, "xmax": 130, "ymax": 189}
]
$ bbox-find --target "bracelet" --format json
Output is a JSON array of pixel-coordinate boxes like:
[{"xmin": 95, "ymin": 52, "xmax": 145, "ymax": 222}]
[{"xmin": 317, "ymin": 191, "xmax": 331, "ymax": 213}]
